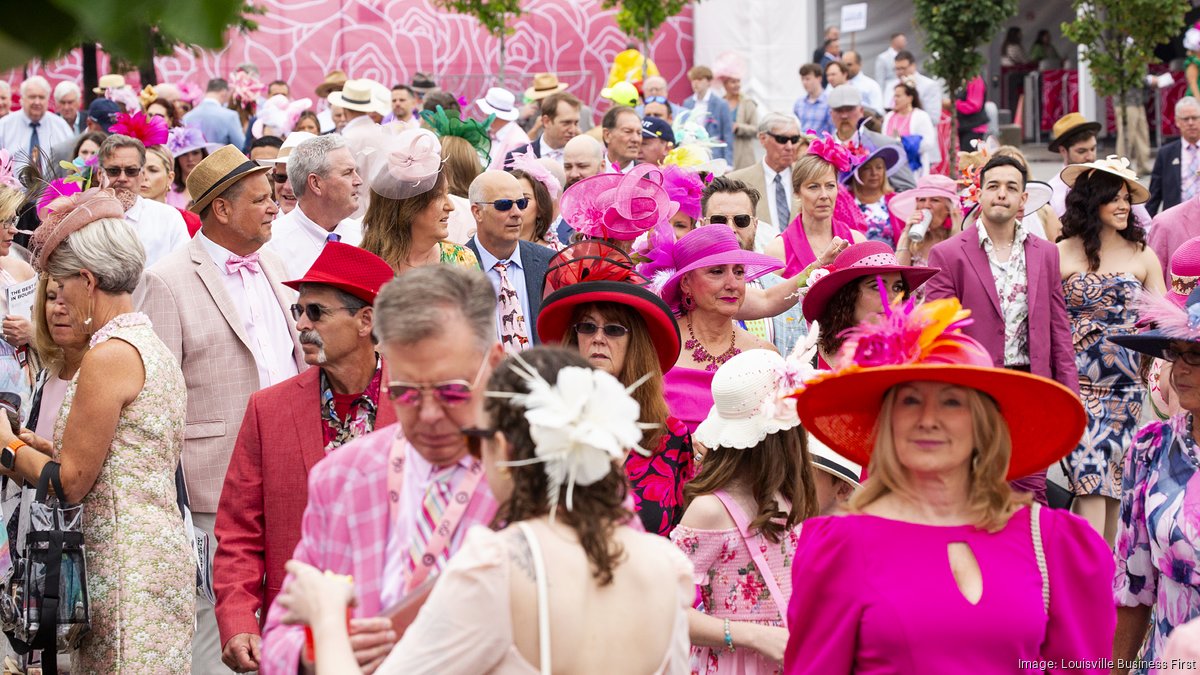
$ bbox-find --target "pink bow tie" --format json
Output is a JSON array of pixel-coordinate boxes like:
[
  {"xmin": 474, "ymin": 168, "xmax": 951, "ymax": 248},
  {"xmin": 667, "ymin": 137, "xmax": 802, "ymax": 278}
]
[{"xmin": 226, "ymin": 252, "xmax": 261, "ymax": 275}]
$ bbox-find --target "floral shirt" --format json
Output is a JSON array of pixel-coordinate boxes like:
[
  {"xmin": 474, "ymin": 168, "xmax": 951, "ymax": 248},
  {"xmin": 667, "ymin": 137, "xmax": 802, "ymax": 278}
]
[
  {"xmin": 438, "ymin": 241, "xmax": 481, "ymax": 269},
  {"xmin": 978, "ymin": 222, "xmax": 1030, "ymax": 367},
  {"xmin": 624, "ymin": 416, "xmax": 696, "ymax": 537},
  {"xmin": 1114, "ymin": 413, "xmax": 1200, "ymax": 674},
  {"xmin": 855, "ymin": 197, "xmax": 895, "ymax": 247},
  {"xmin": 319, "ymin": 359, "xmax": 383, "ymax": 453}
]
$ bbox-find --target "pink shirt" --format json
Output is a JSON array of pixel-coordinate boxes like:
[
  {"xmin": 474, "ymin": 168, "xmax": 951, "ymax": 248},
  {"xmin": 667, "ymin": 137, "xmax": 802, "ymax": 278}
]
[{"xmin": 33, "ymin": 375, "xmax": 71, "ymax": 439}]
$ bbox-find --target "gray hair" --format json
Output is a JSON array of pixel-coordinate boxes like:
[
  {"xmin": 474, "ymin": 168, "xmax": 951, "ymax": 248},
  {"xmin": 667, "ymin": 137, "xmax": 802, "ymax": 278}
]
[
  {"xmin": 373, "ymin": 265, "xmax": 496, "ymax": 351},
  {"xmin": 45, "ymin": 218, "xmax": 145, "ymax": 294},
  {"xmin": 53, "ymin": 81, "xmax": 80, "ymax": 102},
  {"xmin": 98, "ymin": 134, "xmax": 146, "ymax": 167},
  {"xmin": 1177, "ymin": 96, "xmax": 1200, "ymax": 116},
  {"xmin": 19, "ymin": 77, "xmax": 50, "ymax": 98},
  {"xmin": 298, "ymin": 283, "xmax": 369, "ymax": 313},
  {"xmin": 758, "ymin": 112, "xmax": 802, "ymax": 135},
  {"xmin": 288, "ymin": 135, "xmax": 348, "ymax": 200}
]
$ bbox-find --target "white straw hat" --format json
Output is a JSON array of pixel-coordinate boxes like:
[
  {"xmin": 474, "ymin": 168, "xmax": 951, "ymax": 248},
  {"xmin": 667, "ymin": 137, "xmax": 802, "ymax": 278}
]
[
  {"xmin": 476, "ymin": 87, "xmax": 520, "ymax": 121},
  {"xmin": 694, "ymin": 349, "xmax": 802, "ymax": 450}
]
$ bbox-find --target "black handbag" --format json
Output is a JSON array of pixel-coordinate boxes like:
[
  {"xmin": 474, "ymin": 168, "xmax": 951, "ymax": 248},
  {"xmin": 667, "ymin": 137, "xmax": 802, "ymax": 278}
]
[{"xmin": 1045, "ymin": 460, "xmax": 1076, "ymax": 511}]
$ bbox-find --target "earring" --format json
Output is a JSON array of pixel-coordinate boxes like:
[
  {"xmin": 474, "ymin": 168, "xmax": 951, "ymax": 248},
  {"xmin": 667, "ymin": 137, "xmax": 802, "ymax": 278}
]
[
  {"xmin": 682, "ymin": 293, "xmax": 696, "ymax": 311},
  {"xmin": 971, "ymin": 450, "xmax": 980, "ymax": 472}
]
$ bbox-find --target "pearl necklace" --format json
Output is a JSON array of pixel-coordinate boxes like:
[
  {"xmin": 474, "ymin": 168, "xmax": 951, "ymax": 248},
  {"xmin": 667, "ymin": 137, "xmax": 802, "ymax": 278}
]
[{"xmin": 685, "ymin": 317, "xmax": 740, "ymax": 372}]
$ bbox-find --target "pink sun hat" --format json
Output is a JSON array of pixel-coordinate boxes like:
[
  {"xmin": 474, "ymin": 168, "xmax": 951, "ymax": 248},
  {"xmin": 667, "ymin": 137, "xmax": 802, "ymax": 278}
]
[
  {"xmin": 887, "ymin": 174, "xmax": 963, "ymax": 224},
  {"xmin": 559, "ymin": 163, "xmax": 675, "ymax": 241},
  {"xmin": 1169, "ymin": 236, "xmax": 1200, "ymax": 306},
  {"xmin": 656, "ymin": 226, "xmax": 783, "ymax": 315},
  {"xmin": 801, "ymin": 241, "xmax": 939, "ymax": 322}
]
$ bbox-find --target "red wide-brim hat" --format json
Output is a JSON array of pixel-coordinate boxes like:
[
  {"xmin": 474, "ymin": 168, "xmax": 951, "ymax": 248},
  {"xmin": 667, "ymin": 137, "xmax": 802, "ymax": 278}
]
[
  {"xmin": 537, "ymin": 281, "xmax": 681, "ymax": 372},
  {"xmin": 283, "ymin": 242, "xmax": 395, "ymax": 304}
]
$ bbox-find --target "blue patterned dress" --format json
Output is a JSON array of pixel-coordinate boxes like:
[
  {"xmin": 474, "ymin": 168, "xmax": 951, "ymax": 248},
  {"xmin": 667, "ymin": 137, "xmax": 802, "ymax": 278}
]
[
  {"xmin": 1063, "ymin": 273, "xmax": 1145, "ymax": 498},
  {"xmin": 1115, "ymin": 414, "xmax": 1200, "ymax": 674}
]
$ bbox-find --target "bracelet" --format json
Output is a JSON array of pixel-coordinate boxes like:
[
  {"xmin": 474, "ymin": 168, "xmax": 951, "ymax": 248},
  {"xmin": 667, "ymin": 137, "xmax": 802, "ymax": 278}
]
[{"xmin": 723, "ymin": 618, "xmax": 735, "ymax": 652}]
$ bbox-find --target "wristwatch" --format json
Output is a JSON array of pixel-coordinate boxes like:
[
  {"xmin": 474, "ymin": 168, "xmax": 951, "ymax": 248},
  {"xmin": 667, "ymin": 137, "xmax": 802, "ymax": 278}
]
[{"xmin": 0, "ymin": 439, "xmax": 27, "ymax": 470}]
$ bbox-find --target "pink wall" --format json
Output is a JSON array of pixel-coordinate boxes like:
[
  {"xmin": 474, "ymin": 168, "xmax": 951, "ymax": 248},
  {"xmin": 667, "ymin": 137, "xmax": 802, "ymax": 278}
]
[{"xmin": 10, "ymin": 0, "xmax": 694, "ymax": 113}]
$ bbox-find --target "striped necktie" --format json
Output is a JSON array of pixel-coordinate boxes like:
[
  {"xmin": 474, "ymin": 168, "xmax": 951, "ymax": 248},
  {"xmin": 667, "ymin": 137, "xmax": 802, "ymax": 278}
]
[
  {"xmin": 774, "ymin": 173, "xmax": 791, "ymax": 229},
  {"xmin": 1185, "ymin": 144, "xmax": 1199, "ymax": 201},
  {"xmin": 408, "ymin": 468, "xmax": 454, "ymax": 575}
]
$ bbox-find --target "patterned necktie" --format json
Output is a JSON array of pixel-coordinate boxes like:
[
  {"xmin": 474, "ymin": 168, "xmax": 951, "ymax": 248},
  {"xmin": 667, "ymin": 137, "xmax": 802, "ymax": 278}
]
[
  {"xmin": 1185, "ymin": 145, "xmax": 1199, "ymax": 201},
  {"xmin": 28, "ymin": 122, "xmax": 39, "ymax": 164},
  {"xmin": 326, "ymin": 232, "xmax": 341, "ymax": 243},
  {"xmin": 493, "ymin": 261, "xmax": 530, "ymax": 353},
  {"xmin": 408, "ymin": 468, "xmax": 454, "ymax": 575},
  {"xmin": 774, "ymin": 173, "xmax": 791, "ymax": 229}
]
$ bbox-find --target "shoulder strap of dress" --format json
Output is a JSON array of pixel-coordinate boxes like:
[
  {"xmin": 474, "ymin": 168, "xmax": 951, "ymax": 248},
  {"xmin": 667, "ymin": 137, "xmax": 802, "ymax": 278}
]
[
  {"xmin": 516, "ymin": 522, "xmax": 551, "ymax": 675},
  {"xmin": 1030, "ymin": 502, "xmax": 1049, "ymax": 616},
  {"xmin": 712, "ymin": 489, "xmax": 790, "ymax": 629}
]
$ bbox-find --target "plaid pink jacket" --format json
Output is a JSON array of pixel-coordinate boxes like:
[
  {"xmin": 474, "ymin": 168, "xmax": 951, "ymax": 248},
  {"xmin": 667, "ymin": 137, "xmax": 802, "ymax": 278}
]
[{"xmin": 259, "ymin": 423, "xmax": 497, "ymax": 674}]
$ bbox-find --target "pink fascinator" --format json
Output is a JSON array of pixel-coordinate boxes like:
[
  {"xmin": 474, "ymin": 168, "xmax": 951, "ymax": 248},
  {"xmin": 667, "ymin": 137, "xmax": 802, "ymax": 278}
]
[
  {"xmin": 110, "ymin": 111, "xmax": 169, "ymax": 147},
  {"xmin": 0, "ymin": 150, "xmax": 20, "ymax": 190},
  {"xmin": 31, "ymin": 188, "xmax": 135, "ymax": 272},
  {"xmin": 806, "ymin": 132, "xmax": 861, "ymax": 173},
  {"xmin": 365, "ymin": 128, "xmax": 444, "ymax": 200},
  {"xmin": 177, "ymin": 81, "xmax": 203, "ymax": 105},
  {"xmin": 507, "ymin": 149, "xmax": 562, "ymax": 201},
  {"xmin": 661, "ymin": 165, "xmax": 704, "ymax": 221},
  {"xmin": 105, "ymin": 86, "xmax": 141, "ymax": 114},
  {"xmin": 560, "ymin": 164, "xmax": 673, "ymax": 241},
  {"xmin": 230, "ymin": 71, "xmax": 266, "ymax": 110},
  {"xmin": 251, "ymin": 95, "xmax": 314, "ymax": 138}
]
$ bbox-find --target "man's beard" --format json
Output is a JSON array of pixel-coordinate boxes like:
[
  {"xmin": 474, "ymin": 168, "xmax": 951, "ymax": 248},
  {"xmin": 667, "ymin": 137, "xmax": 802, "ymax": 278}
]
[{"xmin": 299, "ymin": 330, "xmax": 327, "ymax": 364}]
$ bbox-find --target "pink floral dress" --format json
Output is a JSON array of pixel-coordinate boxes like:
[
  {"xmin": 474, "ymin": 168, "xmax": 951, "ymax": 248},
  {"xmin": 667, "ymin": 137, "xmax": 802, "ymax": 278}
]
[{"xmin": 671, "ymin": 513, "xmax": 800, "ymax": 674}]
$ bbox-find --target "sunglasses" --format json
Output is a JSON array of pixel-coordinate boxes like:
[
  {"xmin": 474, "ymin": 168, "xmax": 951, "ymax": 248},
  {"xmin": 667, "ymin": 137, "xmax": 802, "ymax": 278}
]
[
  {"xmin": 644, "ymin": 96, "xmax": 669, "ymax": 105},
  {"xmin": 290, "ymin": 303, "xmax": 358, "ymax": 322},
  {"xmin": 474, "ymin": 198, "xmax": 529, "ymax": 212},
  {"xmin": 763, "ymin": 132, "xmax": 801, "ymax": 145},
  {"xmin": 1164, "ymin": 348, "xmax": 1200, "ymax": 367},
  {"xmin": 461, "ymin": 426, "xmax": 496, "ymax": 459},
  {"xmin": 270, "ymin": 171, "xmax": 289, "ymax": 184},
  {"xmin": 707, "ymin": 214, "xmax": 754, "ymax": 229},
  {"xmin": 387, "ymin": 358, "xmax": 488, "ymax": 407},
  {"xmin": 573, "ymin": 321, "xmax": 630, "ymax": 338},
  {"xmin": 102, "ymin": 165, "xmax": 142, "ymax": 178}
]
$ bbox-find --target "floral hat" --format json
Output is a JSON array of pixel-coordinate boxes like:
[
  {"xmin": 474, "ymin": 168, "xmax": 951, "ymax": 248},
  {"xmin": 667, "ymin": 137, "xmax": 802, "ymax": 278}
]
[
  {"xmin": 110, "ymin": 111, "xmax": 169, "ymax": 147},
  {"xmin": 167, "ymin": 127, "xmax": 217, "ymax": 157},
  {"xmin": 695, "ymin": 349, "xmax": 805, "ymax": 450},
  {"xmin": 661, "ymin": 165, "xmax": 705, "ymax": 221},
  {"xmin": 1059, "ymin": 155, "xmax": 1149, "ymax": 205},
  {"xmin": 31, "ymin": 188, "xmax": 135, "ymax": 272}
]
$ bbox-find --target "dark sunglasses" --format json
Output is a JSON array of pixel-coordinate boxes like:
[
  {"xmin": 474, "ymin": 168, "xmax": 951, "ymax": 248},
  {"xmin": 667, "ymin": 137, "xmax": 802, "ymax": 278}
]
[
  {"xmin": 102, "ymin": 165, "xmax": 142, "ymax": 178},
  {"xmin": 707, "ymin": 214, "xmax": 754, "ymax": 229},
  {"xmin": 1164, "ymin": 348, "xmax": 1200, "ymax": 366},
  {"xmin": 573, "ymin": 321, "xmax": 630, "ymax": 338},
  {"xmin": 270, "ymin": 171, "xmax": 289, "ymax": 184},
  {"xmin": 644, "ymin": 96, "xmax": 669, "ymax": 105},
  {"xmin": 461, "ymin": 426, "xmax": 496, "ymax": 459},
  {"xmin": 767, "ymin": 133, "xmax": 804, "ymax": 146},
  {"xmin": 289, "ymin": 303, "xmax": 358, "ymax": 322},
  {"xmin": 474, "ymin": 198, "xmax": 529, "ymax": 212},
  {"xmin": 387, "ymin": 359, "xmax": 488, "ymax": 407}
]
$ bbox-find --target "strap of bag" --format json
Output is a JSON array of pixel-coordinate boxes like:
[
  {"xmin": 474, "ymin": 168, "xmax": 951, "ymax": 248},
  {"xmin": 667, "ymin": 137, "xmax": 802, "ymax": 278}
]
[
  {"xmin": 1030, "ymin": 503, "xmax": 1049, "ymax": 615},
  {"xmin": 34, "ymin": 462, "xmax": 66, "ymax": 505},
  {"xmin": 713, "ymin": 490, "xmax": 789, "ymax": 629},
  {"xmin": 516, "ymin": 522, "xmax": 551, "ymax": 675},
  {"xmin": 31, "ymin": 463, "xmax": 65, "ymax": 675}
]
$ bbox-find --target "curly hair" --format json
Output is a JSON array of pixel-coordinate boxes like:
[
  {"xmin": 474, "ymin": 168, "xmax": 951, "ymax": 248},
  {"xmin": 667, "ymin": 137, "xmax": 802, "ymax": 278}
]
[
  {"xmin": 684, "ymin": 427, "xmax": 818, "ymax": 544},
  {"xmin": 1059, "ymin": 169, "xmax": 1146, "ymax": 271},
  {"xmin": 486, "ymin": 347, "xmax": 631, "ymax": 586},
  {"xmin": 817, "ymin": 274, "xmax": 910, "ymax": 358}
]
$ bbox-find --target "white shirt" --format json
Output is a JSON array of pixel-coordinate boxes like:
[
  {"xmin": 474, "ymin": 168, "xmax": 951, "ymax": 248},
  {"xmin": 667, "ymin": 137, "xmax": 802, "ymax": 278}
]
[
  {"xmin": 885, "ymin": 72, "xmax": 944, "ymax": 116},
  {"xmin": 875, "ymin": 47, "xmax": 899, "ymax": 88},
  {"xmin": 691, "ymin": 90, "xmax": 712, "ymax": 127},
  {"xmin": 268, "ymin": 204, "xmax": 363, "ymax": 278},
  {"xmin": 536, "ymin": 136, "xmax": 564, "ymax": 163},
  {"xmin": 196, "ymin": 232, "xmax": 299, "ymax": 388},
  {"xmin": 850, "ymin": 72, "xmax": 884, "ymax": 112},
  {"xmin": 762, "ymin": 159, "xmax": 794, "ymax": 229},
  {"xmin": 124, "ymin": 196, "xmax": 190, "ymax": 267},
  {"xmin": 0, "ymin": 110, "xmax": 73, "ymax": 171}
]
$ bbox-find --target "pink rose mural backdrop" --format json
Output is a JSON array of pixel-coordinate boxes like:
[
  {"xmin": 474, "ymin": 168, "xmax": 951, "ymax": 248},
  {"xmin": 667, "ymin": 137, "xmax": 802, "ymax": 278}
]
[{"xmin": 7, "ymin": 0, "xmax": 694, "ymax": 114}]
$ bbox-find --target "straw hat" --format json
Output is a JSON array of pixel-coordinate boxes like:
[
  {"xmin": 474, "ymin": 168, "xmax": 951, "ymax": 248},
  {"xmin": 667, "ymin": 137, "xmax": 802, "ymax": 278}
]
[
  {"xmin": 187, "ymin": 145, "xmax": 272, "ymax": 214},
  {"xmin": 92, "ymin": 74, "xmax": 127, "ymax": 94},
  {"xmin": 800, "ymin": 241, "xmax": 938, "ymax": 322},
  {"xmin": 1048, "ymin": 112, "xmax": 1101, "ymax": 152},
  {"xmin": 328, "ymin": 79, "xmax": 388, "ymax": 115},
  {"xmin": 694, "ymin": 349, "xmax": 803, "ymax": 450},
  {"xmin": 525, "ymin": 73, "xmax": 569, "ymax": 101},
  {"xmin": 1058, "ymin": 155, "xmax": 1150, "ymax": 205},
  {"xmin": 315, "ymin": 70, "xmax": 348, "ymax": 97}
]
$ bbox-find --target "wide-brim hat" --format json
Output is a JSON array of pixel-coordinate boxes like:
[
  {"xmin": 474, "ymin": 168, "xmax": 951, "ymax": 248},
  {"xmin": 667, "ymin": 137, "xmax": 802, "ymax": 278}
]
[
  {"xmin": 256, "ymin": 131, "xmax": 317, "ymax": 166},
  {"xmin": 695, "ymin": 349, "xmax": 803, "ymax": 450},
  {"xmin": 560, "ymin": 163, "xmax": 673, "ymax": 241},
  {"xmin": 801, "ymin": 241, "xmax": 938, "ymax": 321},
  {"xmin": 1059, "ymin": 155, "xmax": 1150, "ymax": 205},
  {"xmin": 187, "ymin": 145, "xmax": 271, "ymax": 214},
  {"xmin": 1108, "ymin": 286, "xmax": 1200, "ymax": 358},
  {"xmin": 476, "ymin": 87, "xmax": 519, "ymax": 121},
  {"xmin": 841, "ymin": 144, "xmax": 902, "ymax": 186},
  {"xmin": 167, "ymin": 126, "xmax": 220, "ymax": 158},
  {"xmin": 887, "ymin": 174, "xmax": 963, "ymax": 223},
  {"xmin": 411, "ymin": 72, "xmax": 437, "ymax": 94},
  {"xmin": 93, "ymin": 74, "xmax": 126, "ymax": 94},
  {"xmin": 659, "ymin": 226, "xmax": 783, "ymax": 314},
  {"xmin": 328, "ymin": 79, "xmax": 388, "ymax": 115},
  {"xmin": 283, "ymin": 242, "xmax": 395, "ymax": 304},
  {"xmin": 809, "ymin": 434, "xmax": 862, "ymax": 487},
  {"xmin": 1048, "ymin": 112, "xmax": 1101, "ymax": 152},
  {"xmin": 315, "ymin": 70, "xmax": 349, "ymax": 97},
  {"xmin": 525, "ymin": 73, "xmax": 568, "ymax": 101},
  {"xmin": 1168, "ymin": 236, "xmax": 1200, "ymax": 305}
]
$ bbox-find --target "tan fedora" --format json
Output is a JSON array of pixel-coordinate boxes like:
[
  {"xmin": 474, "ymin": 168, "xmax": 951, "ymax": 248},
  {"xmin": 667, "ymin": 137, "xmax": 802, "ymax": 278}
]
[
  {"xmin": 1048, "ymin": 112, "xmax": 1101, "ymax": 152},
  {"xmin": 314, "ymin": 70, "xmax": 348, "ymax": 97},
  {"xmin": 188, "ymin": 145, "xmax": 272, "ymax": 215},
  {"xmin": 525, "ymin": 73, "xmax": 569, "ymax": 101},
  {"xmin": 328, "ymin": 78, "xmax": 388, "ymax": 115},
  {"xmin": 92, "ymin": 74, "xmax": 127, "ymax": 94}
]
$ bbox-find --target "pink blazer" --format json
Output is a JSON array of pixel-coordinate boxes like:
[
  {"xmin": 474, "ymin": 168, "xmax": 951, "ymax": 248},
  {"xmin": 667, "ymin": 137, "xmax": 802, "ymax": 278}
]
[
  {"xmin": 924, "ymin": 225, "xmax": 1080, "ymax": 394},
  {"xmin": 259, "ymin": 423, "xmax": 497, "ymax": 675}
]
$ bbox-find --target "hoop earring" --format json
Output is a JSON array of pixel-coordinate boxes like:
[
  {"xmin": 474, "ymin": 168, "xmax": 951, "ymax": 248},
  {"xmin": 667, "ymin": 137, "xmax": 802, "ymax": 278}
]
[
  {"xmin": 682, "ymin": 293, "xmax": 696, "ymax": 311},
  {"xmin": 971, "ymin": 449, "xmax": 980, "ymax": 472}
]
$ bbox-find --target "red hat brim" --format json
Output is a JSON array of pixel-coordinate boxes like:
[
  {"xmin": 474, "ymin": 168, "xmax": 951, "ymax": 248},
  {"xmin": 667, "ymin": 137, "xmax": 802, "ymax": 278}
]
[
  {"xmin": 801, "ymin": 265, "xmax": 939, "ymax": 322},
  {"xmin": 792, "ymin": 364, "xmax": 1085, "ymax": 481},
  {"xmin": 282, "ymin": 242, "xmax": 394, "ymax": 305},
  {"xmin": 536, "ymin": 281, "xmax": 681, "ymax": 372}
]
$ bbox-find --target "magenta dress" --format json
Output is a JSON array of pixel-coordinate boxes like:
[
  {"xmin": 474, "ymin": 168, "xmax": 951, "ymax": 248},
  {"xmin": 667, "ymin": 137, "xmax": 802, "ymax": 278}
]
[
  {"xmin": 780, "ymin": 194, "xmax": 862, "ymax": 276},
  {"xmin": 784, "ymin": 507, "xmax": 1116, "ymax": 674},
  {"xmin": 662, "ymin": 367, "xmax": 716, "ymax": 434}
]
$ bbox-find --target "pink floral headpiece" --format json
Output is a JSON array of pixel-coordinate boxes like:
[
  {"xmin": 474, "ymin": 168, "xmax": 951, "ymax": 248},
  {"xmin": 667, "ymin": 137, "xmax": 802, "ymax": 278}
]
[
  {"xmin": 177, "ymin": 81, "xmax": 203, "ymax": 105},
  {"xmin": 836, "ymin": 279, "xmax": 981, "ymax": 369},
  {"xmin": 506, "ymin": 148, "xmax": 562, "ymax": 201},
  {"xmin": 105, "ymin": 86, "xmax": 141, "ymax": 114},
  {"xmin": 0, "ymin": 150, "xmax": 20, "ymax": 191},
  {"xmin": 806, "ymin": 131, "xmax": 860, "ymax": 173},
  {"xmin": 661, "ymin": 165, "xmax": 704, "ymax": 220},
  {"xmin": 229, "ymin": 71, "xmax": 266, "ymax": 110},
  {"xmin": 110, "ymin": 111, "xmax": 169, "ymax": 147}
]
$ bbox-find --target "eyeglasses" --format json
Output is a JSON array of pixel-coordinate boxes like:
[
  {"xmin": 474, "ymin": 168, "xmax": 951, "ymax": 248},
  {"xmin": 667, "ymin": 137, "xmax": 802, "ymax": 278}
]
[
  {"xmin": 270, "ymin": 171, "xmax": 289, "ymax": 184},
  {"xmin": 707, "ymin": 214, "xmax": 754, "ymax": 229},
  {"xmin": 0, "ymin": 216, "xmax": 16, "ymax": 231},
  {"xmin": 573, "ymin": 321, "xmax": 630, "ymax": 338},
  {"xmin": 644, "ymin": 96, "xmax": 668, "ymax": 105},
  {"xmin": 1163, "ymin": 348, "xmax": 1200, "ymax": 366},
  {"xmin": 289, "ymin": 303, "xmax": 358, "ymax": 322},
  {"xmin": 768, "ymin": 133, "xmax": 803, "ymax": 145},
  {"xmin": 387, "ymin": 358, "xmax": 489, "ymax": 407},
  {"xmin": 461, "ymin": 426, "xmax": 496, "ymax": 459},
  {"xmin": 474, "ymin": 198, "xmax": 529, "ymax": 212},
  {"xmin": 102, "ymin": 165, "xmax": 142, "ymax": 178}
]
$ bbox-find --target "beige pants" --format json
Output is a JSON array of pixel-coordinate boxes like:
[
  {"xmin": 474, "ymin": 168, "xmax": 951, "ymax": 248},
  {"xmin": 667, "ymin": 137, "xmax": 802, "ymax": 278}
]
[
  {"xmin": 191, "ymin": 512, "xmax": 250, "ymax": 675},
  {"xmin": 1116, "ymin": 104, "xmax": 1152, "ymax": 175}
]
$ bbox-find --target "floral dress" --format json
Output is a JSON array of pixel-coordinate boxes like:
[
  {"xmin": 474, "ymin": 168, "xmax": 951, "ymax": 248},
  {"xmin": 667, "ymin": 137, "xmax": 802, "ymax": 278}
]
[
  {"xmin": 672, "ymin": 503, "xmax": 800, "ymax": 675},
  {"xmin": 625, "ymin": 416, "xmax": 696, "ymax": 537},
  {"xmin": 55, "ymin": 313, "xmax": 194, "ymax": 673},
  {"xmin": 854, "ymin": 196, "xmax": 894, "ymax": 248},
  {"xmin": 438, "ymin": 240, "xmax": 480, "ymax": 268},
  {"xmin": 1115, "ymin": 414, "xmax": 1200, "ymax": 674},
  {"xmin": 1063, "ymin": 273, "xmax": 1144, "ymax": 498}
]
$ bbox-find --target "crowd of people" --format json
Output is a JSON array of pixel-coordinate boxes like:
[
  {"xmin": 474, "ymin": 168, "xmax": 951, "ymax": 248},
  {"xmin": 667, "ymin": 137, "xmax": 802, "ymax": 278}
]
[{"xmin": 0, "ymin": 26, "xmax": 1196, "ymax": 675}]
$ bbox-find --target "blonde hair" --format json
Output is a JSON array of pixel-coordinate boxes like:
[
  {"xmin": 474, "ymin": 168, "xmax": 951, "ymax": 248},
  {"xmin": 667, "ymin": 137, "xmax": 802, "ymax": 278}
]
[
  {"xmin": 848, "ymin": 385, "xmax": 1029, "ymax": 532},
  {"xmin": 31, "ymin": 274, "xmax": 63, "ymax": 374},
  {"xmin": 0, "ymin": 186, "xmax": 22, "ymax": 221},
  {"xmin": 791, "ymin": 153, "xmax": 837, "ymax": 195},
  {"xmin": 440, "ymin": 136, "xmax": 481, "ymax": 199}
]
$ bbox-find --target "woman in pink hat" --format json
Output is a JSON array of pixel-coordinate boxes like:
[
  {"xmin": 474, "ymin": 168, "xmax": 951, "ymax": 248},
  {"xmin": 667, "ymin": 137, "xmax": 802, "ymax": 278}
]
[
  {"xmin": 1147, "ymin": 236, "xmax": 1200, "ymax": 420},
  {"xmin": 1057, "ymin": 156, "xmax": 1165, "ymax": 544},
  {"xmin": 560, "ymin": 163, "xmax": 674, "ymax": 253},
  {"xmin": 841, "ymin": 142, "xmax": 904, "ymax": 248},
  {"xmin": 888, "ymin": 173, "xmax": 965, "ymax": 278},
  {"xmin": 663, "ymin": 165, "xmax": 705, "ymax": 240}
]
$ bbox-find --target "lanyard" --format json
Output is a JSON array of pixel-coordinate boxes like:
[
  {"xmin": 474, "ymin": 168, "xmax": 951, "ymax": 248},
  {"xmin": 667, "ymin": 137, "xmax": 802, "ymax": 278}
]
[{"xmin": 386, "ymin": 435, "xmax": 485, "ymax": 593}]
